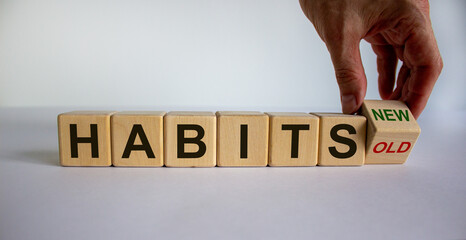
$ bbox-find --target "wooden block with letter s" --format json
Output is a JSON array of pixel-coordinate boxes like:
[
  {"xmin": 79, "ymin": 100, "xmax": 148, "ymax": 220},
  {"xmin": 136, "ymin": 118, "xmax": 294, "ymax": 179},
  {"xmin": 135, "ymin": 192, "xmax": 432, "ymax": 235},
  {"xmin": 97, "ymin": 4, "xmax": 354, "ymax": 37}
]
[
  {"xmin": 111, "ymin": 111, "xmax": 165, "ymax": 167},
  {"xmin": 313, "ymin": 113, "xmax": 366, "ymax": 166},
  {"xmin": 58, "ymin": 111, "xmax": 115, "ymax": 166},
  {"xmin": 266, "ymin": 112, "xmax": 319, "ymax": 166},
  {"xmin": 216, "ymin": 111, "xmax": 269, "ymax": 167},
  {"xmin": 361, "ymin": 100, "xmax": 421, "ymax": 164},
  {"xmin": 164, "ymin": 111, "xmax": 216, "ymax": 167}
]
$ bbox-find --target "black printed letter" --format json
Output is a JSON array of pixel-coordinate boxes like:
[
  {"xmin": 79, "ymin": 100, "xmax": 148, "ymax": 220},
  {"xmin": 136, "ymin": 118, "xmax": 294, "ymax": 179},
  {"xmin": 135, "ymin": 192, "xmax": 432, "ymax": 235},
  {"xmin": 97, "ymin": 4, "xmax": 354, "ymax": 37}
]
[
  {"xmin": 282, "ymin": 124, "xmax": 310, "ymax": 158},
  {"xmin": 240, "ymin": 125, "xmax": 248, "ymax": 158},
  {"xmin": 328, "ymin": 124, "xmax": 357, "ymax": 158},
  {"xmin": 70, "ymin": 124, "xmax": 99, "ymax": 158},
  {"xmin": 177, "ymin": 124, "xmax": 206, "ymax": 158},
  {"xmin": 122, "ymin": 124, "xmax": 155, "ymax": 158}
]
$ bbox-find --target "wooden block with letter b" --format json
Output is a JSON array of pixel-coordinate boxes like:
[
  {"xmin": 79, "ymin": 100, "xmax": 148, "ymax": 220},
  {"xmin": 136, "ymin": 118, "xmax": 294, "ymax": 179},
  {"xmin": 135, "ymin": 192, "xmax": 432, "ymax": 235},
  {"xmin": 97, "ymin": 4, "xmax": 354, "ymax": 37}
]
[
  {"xmin": 361, "ymin": 100, "xmax": 421, "ymax": 164},
  {"xmin": 313, "ymin": 113, "xmax": 366, "ymax": 166},
  {"xmin": 111, "ymin": 111, "xmax": 165, "ymax": 167},
  {"xmin": 164, "ymin": 112, "xmax": 216, "ymax": 167},
  {"xmin": 58, "ymin": 111, "xmax": 115, "ymax": 166},
  {"xmin": 266, "ymin": 112, "xmax": 319, "ymax": 166},
  {"xmin": 216, "ymin": 111, "xmax": 269, "ymax": 167}
]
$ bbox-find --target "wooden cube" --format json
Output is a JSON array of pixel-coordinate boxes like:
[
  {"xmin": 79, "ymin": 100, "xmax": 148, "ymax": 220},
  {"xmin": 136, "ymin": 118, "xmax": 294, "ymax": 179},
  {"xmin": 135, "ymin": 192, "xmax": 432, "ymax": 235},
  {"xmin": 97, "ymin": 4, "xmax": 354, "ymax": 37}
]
[
  {"xmin": 164, "ymin": 112, "xmax": 216, "ymax": 167},
  {"xmin": 313, "ymin": 113, "xmax": 366, "ymax": 166},
  {"xmin": 266, "ymin": 112, "xmax": 319, "ymax": 166},
  {"xmin": 216, "ymin": 111, "xmax": 269, "ymax": 167},
  {"xmin": 111, "ymin": 111, "xmax": 165, "ymax": 167},
  {"xmin": 361, "ymin": 100, "xmax": 421, "ymax": 164},
  {"xmin": 58, "ymin": 111, "xmax": 114, "ymax": 166}
]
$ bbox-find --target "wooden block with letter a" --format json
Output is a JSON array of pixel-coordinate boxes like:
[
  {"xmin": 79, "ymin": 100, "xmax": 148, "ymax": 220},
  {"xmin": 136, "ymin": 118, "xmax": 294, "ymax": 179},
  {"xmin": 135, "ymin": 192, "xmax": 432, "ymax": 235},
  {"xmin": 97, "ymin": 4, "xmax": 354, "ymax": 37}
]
[
  {"xmin": 216, "ymin": 111, "xmax": 269, "ymax": 167},
  {"xmin": 111, "ymin": 111, "xmax": 165, "ymax": 167},
  {"xmin": 361, "ymin": 100, "xmax": 421, "ymax": 164},
  {"xmin": 266, "ymin": 112, "xmax": 319, "ymax": 166},
  {"xmin": 164, "ymin": 112, "xmax": 216, "ymax": 167},
  {"xmin": 58, "ymin": 111, "xmax": 115, "ymax": 166},
  {"xmin": 313, "ymin": 113, "xmax": 366, "ymax": 166}
]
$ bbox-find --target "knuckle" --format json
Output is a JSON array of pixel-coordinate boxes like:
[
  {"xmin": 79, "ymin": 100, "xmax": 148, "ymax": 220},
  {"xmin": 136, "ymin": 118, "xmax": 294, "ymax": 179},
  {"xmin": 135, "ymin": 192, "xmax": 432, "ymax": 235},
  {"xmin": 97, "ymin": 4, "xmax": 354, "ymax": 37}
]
[
  {"xmin": 437, "ymin": 57, "xmax": 444, "ymax": 71},
  {"xmin": 335, "ymin": 68, "xmax": 360, "ymax": 86},
  {"xmin": 430, "ymin": 55, "xmax": 443, "ymax": 76}
]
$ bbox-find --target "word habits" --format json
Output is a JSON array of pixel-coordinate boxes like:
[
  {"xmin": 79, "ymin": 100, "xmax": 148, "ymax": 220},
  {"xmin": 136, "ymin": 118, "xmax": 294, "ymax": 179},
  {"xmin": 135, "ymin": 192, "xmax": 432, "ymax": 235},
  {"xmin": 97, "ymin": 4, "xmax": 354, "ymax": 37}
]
[{"xmin": 58, "ymin": 100, "xmax": 420, "ymax": 167}]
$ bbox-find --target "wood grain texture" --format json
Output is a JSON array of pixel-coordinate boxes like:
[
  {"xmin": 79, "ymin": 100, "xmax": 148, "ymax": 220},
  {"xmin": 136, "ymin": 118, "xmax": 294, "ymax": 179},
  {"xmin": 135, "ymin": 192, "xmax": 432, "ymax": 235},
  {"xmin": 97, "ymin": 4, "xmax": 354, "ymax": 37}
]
[
  {"xmin": 58, "ymin": 111, "xmax": 115, "ymax": 166},
  {"xmin": 266, "ymin": 112, "xmax": 319, "ymax": 166},
  {"xmin": 216, "ymin": 111, "xmax": 268, "ymax": 167},
  {"xmin": 111, "ymin": 111, "xmax": 165, "ymax": 167},
  {"xmin": 313, "ymin": 113, "xmax": 366, "ymax": 166},
  {"xmin": 361, "ymin": 100, "xmax": 421, "ymax": 164},
  {"xmin": 164, "ymin": 111, "xmax": 216, "ymax": 167}
]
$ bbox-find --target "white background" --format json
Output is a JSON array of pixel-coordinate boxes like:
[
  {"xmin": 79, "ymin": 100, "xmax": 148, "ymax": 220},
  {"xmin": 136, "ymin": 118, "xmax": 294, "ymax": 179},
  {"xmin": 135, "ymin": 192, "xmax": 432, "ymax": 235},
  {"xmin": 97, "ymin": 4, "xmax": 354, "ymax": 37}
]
[
  {"xmin": 0, "ymin": 108, "xmax": 465, "ymax": 240},
  {"xmin": 0, "ymin": 2, "xmax": 465, "ymax": 239},
  {"xmin": 0, "ymin": 0, "xmax": 464, "ymax": 113}
]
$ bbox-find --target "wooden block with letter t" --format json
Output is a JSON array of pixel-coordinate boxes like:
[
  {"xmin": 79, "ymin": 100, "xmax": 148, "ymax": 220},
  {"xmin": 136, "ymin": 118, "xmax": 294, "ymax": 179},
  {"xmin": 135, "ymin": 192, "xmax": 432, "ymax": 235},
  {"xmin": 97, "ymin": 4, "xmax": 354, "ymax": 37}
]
[
  {"xmin": 313, "ymin": 113, "xmax": 366, "ymax": 166},
  {"xmin": 164, "ymin": 112, "xmax": 216, "ymax": 167},
  {"xmin": 266, "ymin": 112, "xmax": 319, "ymax": 166},
  {"xmin": 361, "ymin": 100, "xmax": 421, "ymax": 164},
  {"xmin": 58, "ymin": 111, "xmax": 115, "ymax": 166},
  {"xmin": 111, "ymin": 111, "xmax": 165, "ymax": 167},
  {"xmin": 216, "ymin": 111, "xmax": 269, "ymax": 167}
]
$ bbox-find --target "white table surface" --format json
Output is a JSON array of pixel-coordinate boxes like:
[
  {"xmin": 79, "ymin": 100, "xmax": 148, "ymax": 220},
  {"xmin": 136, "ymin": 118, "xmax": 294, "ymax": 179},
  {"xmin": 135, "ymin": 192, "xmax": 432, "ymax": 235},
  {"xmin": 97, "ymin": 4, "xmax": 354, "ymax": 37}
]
[{"xmin": 0, "ymin": 108, "xmax": 465, "ymax": 240}]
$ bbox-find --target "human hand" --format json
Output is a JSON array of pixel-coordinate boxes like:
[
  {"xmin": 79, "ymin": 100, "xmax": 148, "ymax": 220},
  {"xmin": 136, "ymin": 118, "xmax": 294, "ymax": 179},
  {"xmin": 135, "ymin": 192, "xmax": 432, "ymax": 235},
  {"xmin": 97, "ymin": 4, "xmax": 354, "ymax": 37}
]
[{"xmin": 300, "ymin": 0, "xmax": 442, "ymax": 118}]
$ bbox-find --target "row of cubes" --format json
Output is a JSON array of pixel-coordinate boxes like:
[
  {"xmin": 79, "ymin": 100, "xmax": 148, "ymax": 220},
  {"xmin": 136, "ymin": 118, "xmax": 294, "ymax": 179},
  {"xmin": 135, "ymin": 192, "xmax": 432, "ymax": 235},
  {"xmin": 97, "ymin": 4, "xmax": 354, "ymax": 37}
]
[{"xmin": 58, "ymin": 100, "xmax": 421, "ymax": 167}]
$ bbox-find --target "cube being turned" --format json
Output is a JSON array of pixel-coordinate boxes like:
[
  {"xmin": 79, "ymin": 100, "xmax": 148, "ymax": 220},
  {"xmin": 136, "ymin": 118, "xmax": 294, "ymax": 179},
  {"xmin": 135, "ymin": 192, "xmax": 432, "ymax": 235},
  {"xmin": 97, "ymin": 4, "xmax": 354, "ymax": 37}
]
[
  {"xmin": 111, "ymin": 111, "xmax": 165, "ymax": 167},
  {"xmin": 361, "ymin": 100, "xmax": 421, "ymax": 164},
  {"xmin": 266, "ymin": 112, "xmax": 319, "ymax": 166},
  {"xmin": 58, "ymin": 111, "xmax": 115, "ymax": 166},
  {"xmin": 164, "ymin": 112, "xmax": 216, "ymax": 167},
  {"xmin": 217, "ymin": 111, "xmax": 269, "ymax": 167},
  {"xmin": 313, "ymin": 113, "xmax": 366, "ymax": 166}
]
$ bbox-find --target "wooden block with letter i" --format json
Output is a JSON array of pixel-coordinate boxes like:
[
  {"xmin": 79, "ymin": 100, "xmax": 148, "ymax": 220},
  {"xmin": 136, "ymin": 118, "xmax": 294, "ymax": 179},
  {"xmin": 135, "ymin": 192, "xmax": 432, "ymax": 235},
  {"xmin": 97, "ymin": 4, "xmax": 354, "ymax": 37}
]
[
  {"xmin": 164, "ymin": 112, "xmax": 216, "ymax": 167},
  {"xmin": 313, "ymin": 113, "xmax": 366, "ymax": 166},
  {"xmin": 361, "ymin": 100, "xmax": 421, "ymax": 164},
  {"xmin": 266, "ymin": 112, "xmax": 319, "ymax": 166},
  {"xmin": 217, "ymin": 111, "xmax": 269, "ymax": 167},
  {"xmin": 58, "ymin": 111, "xmax": 115, "ymax": 166},
  {"xmin": 111, "ymin": 111, "xmax": 165, "ymax": 167}
]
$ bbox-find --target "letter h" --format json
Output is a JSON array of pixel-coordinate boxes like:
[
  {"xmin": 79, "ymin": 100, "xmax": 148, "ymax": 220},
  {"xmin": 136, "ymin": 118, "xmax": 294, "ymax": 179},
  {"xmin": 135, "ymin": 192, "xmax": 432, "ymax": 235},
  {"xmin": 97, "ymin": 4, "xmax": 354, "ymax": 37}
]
[{"xmin": 70, "ymin": 124, "xmax": 99, "ymax": 158}]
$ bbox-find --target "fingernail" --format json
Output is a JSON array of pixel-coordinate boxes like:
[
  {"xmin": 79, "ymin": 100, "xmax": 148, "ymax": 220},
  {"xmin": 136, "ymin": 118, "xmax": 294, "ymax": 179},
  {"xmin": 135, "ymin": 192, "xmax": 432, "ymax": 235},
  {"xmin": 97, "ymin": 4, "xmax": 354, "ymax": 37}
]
[{"xmin": 341, "ymin": 95, "xmax": 357, "ymax": 114}]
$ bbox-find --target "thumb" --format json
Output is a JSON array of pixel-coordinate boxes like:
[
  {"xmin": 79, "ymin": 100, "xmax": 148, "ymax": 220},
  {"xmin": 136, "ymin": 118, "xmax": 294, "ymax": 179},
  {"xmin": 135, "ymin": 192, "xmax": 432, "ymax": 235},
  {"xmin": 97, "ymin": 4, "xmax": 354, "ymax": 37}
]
[{"xmin": 326, "ymin": 39, "xmax": 367, "ymax": 114}]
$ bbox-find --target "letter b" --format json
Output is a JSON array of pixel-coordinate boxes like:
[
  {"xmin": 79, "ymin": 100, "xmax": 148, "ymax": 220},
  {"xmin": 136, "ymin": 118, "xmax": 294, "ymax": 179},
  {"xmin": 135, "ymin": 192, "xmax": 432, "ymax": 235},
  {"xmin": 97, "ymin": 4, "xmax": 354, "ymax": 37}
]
[{"xmin": 177, "ymin": 124, "xmax": 207, "ymax": 158}]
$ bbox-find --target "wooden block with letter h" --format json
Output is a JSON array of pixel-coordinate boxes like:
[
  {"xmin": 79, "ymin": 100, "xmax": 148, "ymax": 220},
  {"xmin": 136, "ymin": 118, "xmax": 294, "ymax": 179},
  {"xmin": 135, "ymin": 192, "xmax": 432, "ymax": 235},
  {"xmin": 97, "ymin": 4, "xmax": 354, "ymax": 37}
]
[
  {"xmin": 361, "ymin": 100, "xmax": 421, "ymax": 164},
  {"xmin": 217, "ymin": 111, "xmax": 269, "ymax": 167},
  {"xmin": 58, "ymin": 111, "xmax": 114, "ymax": 166},
  {"xmin": 164, "ymin": 112, "xmax": 216, "ymax": 167},
  {"xmin": 111, "ymin": 111, "xmax": 165, "ymax": 167},
  {"xmin": 313, "ymin": 113, "xmax": 366, "ymax": 166},
  {"xmin": 267, "ymin": 112, "xmax": 319, "ymax": 166}
]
